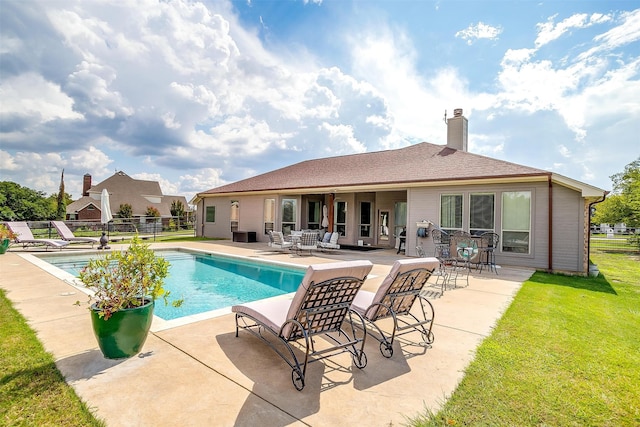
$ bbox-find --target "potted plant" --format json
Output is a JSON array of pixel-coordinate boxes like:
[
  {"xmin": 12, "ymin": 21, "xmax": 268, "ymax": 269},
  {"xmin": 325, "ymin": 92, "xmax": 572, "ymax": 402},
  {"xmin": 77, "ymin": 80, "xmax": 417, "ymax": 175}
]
[
  {"xmin": 0, "ymin": 224, "xmax": 17, "ymax": 255},
  {"xmin": 78, "ymin": 235, "xmax": 181, "ymax": 359}
]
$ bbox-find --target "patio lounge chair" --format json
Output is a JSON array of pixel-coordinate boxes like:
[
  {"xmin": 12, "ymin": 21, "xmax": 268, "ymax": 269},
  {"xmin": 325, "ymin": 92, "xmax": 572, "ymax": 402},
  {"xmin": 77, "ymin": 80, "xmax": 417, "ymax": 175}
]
[
  {"xmin": 269, "ymin": 231, "xmax": 293, "ymax": 251},
  {"xmin": 318, "ymin": 231, "xmax": 340, "ymax": 251},
  {"xmin": 233, "ymin": 260, "xmax": 373, "ymax": 390},
  {"xmin": 295, "ymin": 231, "xmax": 318, "ymax": 255},
  {"xmin": 6, "ymin": 221, "xmax": 70, "ymax": 251},
  {"xmin": 51, "ymin": 221, "xmax": 100, "ymax": 247},
  {"xmin": 351, "ymin": 258, "xmax": 438, "ymax": 358}
]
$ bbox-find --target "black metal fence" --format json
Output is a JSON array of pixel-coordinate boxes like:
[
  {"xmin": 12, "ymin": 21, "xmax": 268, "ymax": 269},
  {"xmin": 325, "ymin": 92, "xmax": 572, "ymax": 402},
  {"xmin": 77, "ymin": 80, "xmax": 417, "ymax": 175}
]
[{"xmin": 14, "ymin": 217, "xmax": 195, "ymax": 241}]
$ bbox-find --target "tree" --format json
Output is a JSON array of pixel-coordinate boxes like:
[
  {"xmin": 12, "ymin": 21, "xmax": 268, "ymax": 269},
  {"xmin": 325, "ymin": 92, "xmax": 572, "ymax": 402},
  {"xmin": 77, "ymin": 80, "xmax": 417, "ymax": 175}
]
[
  {"xmin": 56, "ymin": 169, "xmax": 66, "ymax": 220},
  {"xmin": 0, "ymin": 181, "xmax": 56, "ymax": 221},
  {"xmin": 170, "ymin": 200, "xmax": 185, "ymax": 229},
  {"xmin": 170, "ymin": 200, "xmax": 185, "ymax": 218},
  {"xmin": 145, "ymin": 206, "xmax": 160, "ymax": 218},
  {"xmin": 593, "ymin": 158, "xmax": 640, "ymax": 228},
  {"xmin": 116, "ymin": 203, "xmax": 133, "ymax": 219}
]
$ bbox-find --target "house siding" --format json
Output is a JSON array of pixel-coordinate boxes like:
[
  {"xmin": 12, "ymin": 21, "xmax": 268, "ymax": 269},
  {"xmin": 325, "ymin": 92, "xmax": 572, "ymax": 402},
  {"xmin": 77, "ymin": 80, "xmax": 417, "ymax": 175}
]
[
  {"xmin": 552, "ymin": 184, "xmax": 585, "ymax": 272},
  {"xmin": 408, "ymin": 182, "xmax": 552, "ymax": 271}
]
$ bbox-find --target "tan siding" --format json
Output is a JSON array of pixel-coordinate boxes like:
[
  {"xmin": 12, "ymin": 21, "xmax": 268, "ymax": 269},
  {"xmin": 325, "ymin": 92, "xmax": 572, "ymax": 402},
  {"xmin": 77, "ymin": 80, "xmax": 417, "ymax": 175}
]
[
  {"xmin": 409, "ymin": 182, "xmax": 551, "ymax": 269},
  {"xmin": 552, "ymin": 185, "xmax": 584, "ymax": 272}
]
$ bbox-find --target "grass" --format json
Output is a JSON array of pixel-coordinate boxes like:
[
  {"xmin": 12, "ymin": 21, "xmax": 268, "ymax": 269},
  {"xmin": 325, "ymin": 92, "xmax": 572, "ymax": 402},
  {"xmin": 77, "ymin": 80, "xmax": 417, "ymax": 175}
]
[
  {"xmin": 0, "ymin": 289, "xmax": 105, "ymax": 427},
  {"xmin": 2, "ymin": 252, "xmax": 638, "ymax": 425},
  {"xmin": 411, "ymin": 252, "xmax": 640, "ymax": 426}
]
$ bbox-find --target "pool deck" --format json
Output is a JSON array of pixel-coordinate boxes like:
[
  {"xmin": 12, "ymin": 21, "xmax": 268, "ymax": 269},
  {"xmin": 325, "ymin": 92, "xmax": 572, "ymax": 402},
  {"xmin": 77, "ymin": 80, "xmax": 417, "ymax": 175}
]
[{"xmin": 1, "ymin": 241, "xmax": 534, "ymax": 426}]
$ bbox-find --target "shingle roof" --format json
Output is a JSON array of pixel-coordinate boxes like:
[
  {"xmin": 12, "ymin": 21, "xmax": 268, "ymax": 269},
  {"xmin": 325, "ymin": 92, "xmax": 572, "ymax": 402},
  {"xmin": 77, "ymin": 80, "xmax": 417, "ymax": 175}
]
[{"xmin": 198, "ymin": 142, "xmax": 548, "ymax": 196}]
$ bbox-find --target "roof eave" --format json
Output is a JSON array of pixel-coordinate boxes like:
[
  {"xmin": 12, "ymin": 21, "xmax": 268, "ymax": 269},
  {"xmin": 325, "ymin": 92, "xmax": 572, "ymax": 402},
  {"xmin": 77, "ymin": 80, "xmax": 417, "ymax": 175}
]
[{"xmin": 194, "ymin": 173, "xmax": 554, "ymax": 198}]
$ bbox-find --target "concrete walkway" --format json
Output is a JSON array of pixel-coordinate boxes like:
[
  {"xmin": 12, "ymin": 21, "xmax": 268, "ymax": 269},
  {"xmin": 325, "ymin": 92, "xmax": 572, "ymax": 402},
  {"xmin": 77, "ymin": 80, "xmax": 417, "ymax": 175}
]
[{"xmin": 0, "ymin": 241, "xmax": 534, "ymax": 426}]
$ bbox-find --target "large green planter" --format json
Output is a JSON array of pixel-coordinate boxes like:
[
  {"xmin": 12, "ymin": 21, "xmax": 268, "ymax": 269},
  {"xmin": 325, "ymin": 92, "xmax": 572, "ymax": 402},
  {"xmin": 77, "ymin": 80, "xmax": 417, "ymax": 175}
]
[
  {"xmin": 90, "ymin": 299, "xmax": 154, "ymax": 359},
  {"xmin": 0, "ymin": 238, "xmax": 10, "ymax": 254}
]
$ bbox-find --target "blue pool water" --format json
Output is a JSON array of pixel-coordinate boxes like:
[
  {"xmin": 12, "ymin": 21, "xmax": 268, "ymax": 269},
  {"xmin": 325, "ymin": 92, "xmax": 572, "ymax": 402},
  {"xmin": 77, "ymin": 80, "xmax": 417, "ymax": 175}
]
[{"xmin": 43, "ymin": 250, "xmax": 305, "ymax": 321}]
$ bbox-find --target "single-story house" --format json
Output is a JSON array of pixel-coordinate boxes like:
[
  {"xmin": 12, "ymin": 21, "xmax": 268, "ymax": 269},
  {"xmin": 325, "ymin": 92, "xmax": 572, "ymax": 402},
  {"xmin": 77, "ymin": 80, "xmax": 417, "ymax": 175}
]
[
  {"xmin": 67, "ymin": 171, "xmax": 191, "ymax": 221},
  {"xmin": 192, "ymin": 109, "xmax": 607, "ymax": 275}
]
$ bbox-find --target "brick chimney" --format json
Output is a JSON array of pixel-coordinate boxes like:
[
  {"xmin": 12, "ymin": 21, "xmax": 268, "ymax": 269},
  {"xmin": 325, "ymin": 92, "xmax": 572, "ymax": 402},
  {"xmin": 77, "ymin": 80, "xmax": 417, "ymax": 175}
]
[
  {"xmin": 446, "ymin": 108, "xmax": 468, "ymax": 151},
  {"xmin": 82, "ymin": 174, "xmax": 92, "ymax": 196}
]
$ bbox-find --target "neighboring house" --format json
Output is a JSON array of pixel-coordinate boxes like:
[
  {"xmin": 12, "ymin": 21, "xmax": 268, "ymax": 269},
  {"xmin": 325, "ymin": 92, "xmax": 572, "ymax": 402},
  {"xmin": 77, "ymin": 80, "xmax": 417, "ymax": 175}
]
[
  {"xmin": 192, "ymin": 109, "xmax": 607, "ymax": 275},
  {"xmin": 66, "ymin": 171, "xmax": 191, "ymax": 221}
]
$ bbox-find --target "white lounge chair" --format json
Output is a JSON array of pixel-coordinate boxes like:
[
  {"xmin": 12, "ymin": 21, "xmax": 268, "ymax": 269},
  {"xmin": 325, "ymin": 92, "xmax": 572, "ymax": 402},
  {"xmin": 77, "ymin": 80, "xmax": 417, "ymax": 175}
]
[
  {"xmin": 6, "ymin": 221, "xmax": 70, "ymax": 251},
  {"xmin": 51, "ymin": 221, "xmax": 100, "ymax": 247},
  {"xmin": 233, "ymin": 260, "xmax": 373, "ymax": 390},
  {"xmin": 269, "ymin": 231, "xmax": 293, "ymax": 251},
  {"xmin": 351, "ymin": 258, "xmax": 439, "ymax": 358},
  {"xmin": 295, "ymin": 231, "xmax": 318, "ymax": 255},
  {"xmin": 318, "ymin": 231, "xmax": 340, "ymax": 251}
]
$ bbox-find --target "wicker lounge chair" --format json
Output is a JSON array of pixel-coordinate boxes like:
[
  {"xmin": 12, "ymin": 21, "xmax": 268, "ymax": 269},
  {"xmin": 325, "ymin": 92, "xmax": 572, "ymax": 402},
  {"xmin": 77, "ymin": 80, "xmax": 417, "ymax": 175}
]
[
  {"xmin": 233, "ymin": 260, "xmax": 373, "ymax": 390},
  {"xmin": 351, "ymin": 258, "xmax": 438, "ymax": 358},
  {"xmin": 6, "ymin": 221, "xmax": 70, "ymax": 250},
  {"xmin": 51, "ymin": 221, "xmax": 100, "ymax": 247}
]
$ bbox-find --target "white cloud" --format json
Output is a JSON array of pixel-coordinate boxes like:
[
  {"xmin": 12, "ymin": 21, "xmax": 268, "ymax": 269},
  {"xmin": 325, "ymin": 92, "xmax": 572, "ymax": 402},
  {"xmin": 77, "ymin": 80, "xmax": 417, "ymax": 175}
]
[
  {"xmin": 455, "ymin": 22, "xmax": 502, "ymax": 45},
  {"xmin": 0, "ymin": 73, "xmax": 83, "ymax": 121}
]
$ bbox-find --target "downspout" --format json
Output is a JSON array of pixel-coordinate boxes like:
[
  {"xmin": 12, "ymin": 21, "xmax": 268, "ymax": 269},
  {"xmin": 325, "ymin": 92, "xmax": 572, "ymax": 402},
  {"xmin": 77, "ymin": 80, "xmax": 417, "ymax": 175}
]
[
  {"xmin": 548, "ymin": 175, "xmax": 553, "ymax": 273},
  {"xmin": 587, "ymin": 191, "xmax": 609, "ymax": 268}
]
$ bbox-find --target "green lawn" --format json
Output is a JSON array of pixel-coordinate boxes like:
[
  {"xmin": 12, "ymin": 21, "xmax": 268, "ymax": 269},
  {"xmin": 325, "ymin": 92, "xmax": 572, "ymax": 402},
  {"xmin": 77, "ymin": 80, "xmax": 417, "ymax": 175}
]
[
  {"xmin": 412, "ymin": 252, "xmax": 640, "ymax": 426},
  {"xmin": 0, "ymin": 289, "xmax": 105, "ymax": 427}
]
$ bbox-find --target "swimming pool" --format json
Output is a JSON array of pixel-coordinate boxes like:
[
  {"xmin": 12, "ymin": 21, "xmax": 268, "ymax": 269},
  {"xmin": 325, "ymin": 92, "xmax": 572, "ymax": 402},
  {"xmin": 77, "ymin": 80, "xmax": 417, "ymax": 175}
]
[{"xmin": 39, "ymin": 249, "xmax": 306, "ymax": 322}]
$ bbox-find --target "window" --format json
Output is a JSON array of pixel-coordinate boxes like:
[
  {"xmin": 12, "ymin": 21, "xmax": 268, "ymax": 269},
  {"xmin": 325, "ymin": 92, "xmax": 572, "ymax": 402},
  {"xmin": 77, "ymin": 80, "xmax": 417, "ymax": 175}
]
[
  {"xmin": 359, "ymin": 201, "xmax": 371, "ymax": 238},
  {"xmin": 307, "ymin": 200, "xmax": 321, "ymax": 230},
  {"xmin": 334, "ymin": 201, "xmax": 347, "ymax": 236},
  {"xmin": 230, "ymin": 201, "xmax": 239, "ymax": 232},
  {"xmin": 440, "ymin": 194, "xmax": 462, "ymax": 233},
  {"xmin": 205, "ymin": 206, "xmax": 216, "ymax": 222},
  {"xmin": 502, "ymin": 191, "xmax": 531, "ymax": 254},
  {"xmin": 264, "ymin": 199, "xmax": 275, "ymax": 235},
  {"xmin": 470, "ymin": 193, "xmax": 495, "ymax": 235},
  {"xmin": 281, "ymin": 198, "xmax": 297, "ymax": 235}
]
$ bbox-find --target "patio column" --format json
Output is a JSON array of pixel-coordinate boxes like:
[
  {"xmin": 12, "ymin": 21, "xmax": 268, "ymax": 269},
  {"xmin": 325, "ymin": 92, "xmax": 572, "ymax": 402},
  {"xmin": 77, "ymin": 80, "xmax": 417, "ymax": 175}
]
[{"xmin": 328, "ymin": 193, "xmax": 334, "ymax": 233}]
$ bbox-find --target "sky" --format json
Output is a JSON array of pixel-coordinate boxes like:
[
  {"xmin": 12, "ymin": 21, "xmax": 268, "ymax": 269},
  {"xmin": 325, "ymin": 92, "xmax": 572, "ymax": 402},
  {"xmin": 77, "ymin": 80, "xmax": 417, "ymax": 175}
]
[{"xmin": 1, "ymin": 0, "xmax": 639, "ymax": 203}]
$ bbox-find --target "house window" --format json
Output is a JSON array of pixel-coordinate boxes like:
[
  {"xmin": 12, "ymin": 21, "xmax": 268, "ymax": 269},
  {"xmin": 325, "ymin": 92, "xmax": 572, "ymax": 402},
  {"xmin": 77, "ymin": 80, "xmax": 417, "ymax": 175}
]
[
  {"xmin": 87, "ymin": 205, "xmax": 95, "ymax": 211},
  {"xmin": 334, "ymin": 201, "xmax": 347, "ymax": 236},
  {"xmin": 360, "ymin": 201, "xmax": 371, "ymax": 238},
  {"xmin": 205, "ymin": 206, "xmax": 216, "ymax": 223},
  {"xmin": 281, "ymin": 198, "xmax": 297, "ymax": 235},
  {"xmin": 264, "ymin": 199, "xmax": 275, "ymax": 235},
  {"xmin": 230, "ymin": 201, "xmax": 239, "ymax": 232},
  {"xmin": 440, "ymin": 194, "xmax": 462, "ymax": 233},
  {"xmin": 470, "ymin": 193, "xmax": 495, "ymax": 235},
  {"xmin": 394, "ymin": 201, "xmax": 407, "ymax": 234},
  {"xmin": 307, "ymin": 200, "xmax": 321, "ymax": 230},
  {"xmin": 502, "ymin": 191, "xmax": 531, "ymax": 254}
]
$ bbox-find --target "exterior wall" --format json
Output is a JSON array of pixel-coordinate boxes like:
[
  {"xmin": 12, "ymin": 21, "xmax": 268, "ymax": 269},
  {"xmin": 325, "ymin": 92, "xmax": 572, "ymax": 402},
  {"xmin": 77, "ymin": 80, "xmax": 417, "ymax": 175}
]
[
  {"xmin": 408, "ymin": 182, "xmax": 551, "ymax": 271},
  {"xmin": 195, "ymin": 181, "xmax": 586, "ymax": 274},
  {"xmin": 552, "ymin": 184, "xmax": 585, "ymax": 273},
  {"xmin": 78, "ymin": 205, "xmax": 101, "ymax": 221},
  {"xmin": 373, "ymin": 191, "xmax": 406, "ymax": 249}
]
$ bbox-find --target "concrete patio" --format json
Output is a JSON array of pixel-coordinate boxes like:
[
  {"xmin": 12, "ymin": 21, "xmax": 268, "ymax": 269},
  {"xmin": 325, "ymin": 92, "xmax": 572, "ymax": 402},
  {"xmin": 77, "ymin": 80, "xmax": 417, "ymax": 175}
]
[{"xmin": 0, "ymin": 241, "xmax": 534, "ymax": 426}]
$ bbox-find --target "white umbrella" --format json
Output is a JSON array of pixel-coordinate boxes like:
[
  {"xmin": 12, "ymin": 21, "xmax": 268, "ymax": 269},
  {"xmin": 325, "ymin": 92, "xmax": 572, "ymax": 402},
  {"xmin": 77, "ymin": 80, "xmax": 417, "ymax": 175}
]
[
  {"xmin": 101, "ymin": 188, "xmax": 113, "ymax": 225},
  {"xmin": 321, "ymin": 205, "xmax": 329, "ymax": 228}
]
